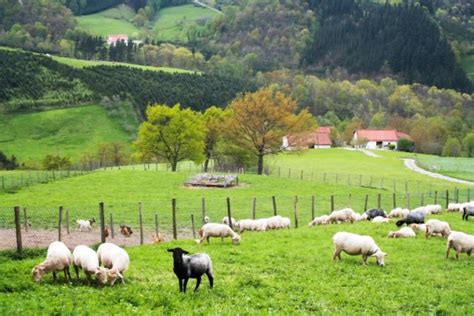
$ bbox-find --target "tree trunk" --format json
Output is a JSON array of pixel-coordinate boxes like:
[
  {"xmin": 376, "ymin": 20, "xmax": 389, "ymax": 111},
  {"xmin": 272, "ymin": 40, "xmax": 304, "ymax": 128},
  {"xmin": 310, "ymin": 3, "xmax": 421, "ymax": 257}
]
[
  {"xmin": 257, "ymin": 153, "xmax": 264, "ymax": 175},
  {"xmin": 204, "ymin": 159, "xmax": 210, "ymax": 172},
  {"xmin": 171, "ymin": 160, "xmax": 178, "ymax": 172}
]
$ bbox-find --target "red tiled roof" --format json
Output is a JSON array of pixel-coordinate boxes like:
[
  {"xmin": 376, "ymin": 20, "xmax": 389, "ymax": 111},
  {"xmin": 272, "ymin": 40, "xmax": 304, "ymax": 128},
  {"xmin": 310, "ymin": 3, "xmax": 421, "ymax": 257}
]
[
  {"xmin": 287, "ymin": 127, "xmax": 332, "ymax": 147},
  {"xmin": 356, "ymin": 129, "xmax": 411, "ymax": 141},
  {"xmin": 107, "ymin": 35, "xmax": 128, "ymax": 43}
]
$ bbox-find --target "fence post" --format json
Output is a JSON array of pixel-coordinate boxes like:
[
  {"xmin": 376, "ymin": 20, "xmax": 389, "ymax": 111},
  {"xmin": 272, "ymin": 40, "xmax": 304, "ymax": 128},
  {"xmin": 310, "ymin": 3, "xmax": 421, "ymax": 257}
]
[
  {"xmin": 14, "ymin": 206, "xmax": 22, "ymax": 254},
  {"xmin": 110, "ymin": 213, "xmax": 115, "ymax": 238},
  {"xmin": 65, "ymin": 209, "xmax": 70, "ymax": 234},
  {"xmin": 138, "ymin": 202, "xmax": 144, "ymax": 245},
  {"xmin": 393, "ymin": 180, "xmax": 396, "ymax": 192},
  {"xmin": 434, "ymin": 190, "xmax": 438, "ymax": 205},
  {"xmin": 311, "ymin": 195, "xmax": 315, "ymax": 220},
  {"xmin": 406, "ymin": 193, "xmax": 411, "ymax": 210},
  {"xmin": 392, "ymin": 193, "xmax": 396, "ymax": 209},
  {"xmin": 272, "ymin": 196, "xmax": 277, "ymax": 216},
  {"xmin": 154, "ymin": 213, "xmax": 159, "ymax": 236},
  {"xmin": 377, "ymin": 193, "xmax": 381, "ymax": 209},
  {"xmin": 58, "ymin": 206, "xmax": 63, "ymax": 242},
  {"xmin": 331, "ymin": 195, "xmax": 335, "ymax": 213},
  {"xmin": 445, "ymin": 190, "xmax": 449, "ymax": 209},
  {"xmin": 455, "ymin": 187, "xmax": 459, "ymax": 203},
  {"xmin": 201, "ymin": 197, "xmax": 206, "ymax": 224},
  {"xmin": 172, "ymin": 198, "xmax": 177, "ymax": 240},
  {"xmin": 348, "ymin": 193, "xmax": 352, "ymax": 208},
  {"xmin": 364, "ymin": 194, "xmax": 368, "ymax": 212},
  {"xmin": 23, "ymin": 207, "xmax": 28, "ymax": 232},
  {"xmin": 252, "ymin": 197, "xmax": 256, "ymax": 219},
  {"xmin": 99, "ymin": 202, "xmax": 105, "ymax": 243},
  {"xmin": 226, "ymin": 197, "xmax": 233, "ymax": 230},
  {"xmin": 294, "ymin": 196, "xmax": 299, "ymax": 228},
  {"xmin": 191, "ymin": 214, "xmax": 196, "ymax": 238}
]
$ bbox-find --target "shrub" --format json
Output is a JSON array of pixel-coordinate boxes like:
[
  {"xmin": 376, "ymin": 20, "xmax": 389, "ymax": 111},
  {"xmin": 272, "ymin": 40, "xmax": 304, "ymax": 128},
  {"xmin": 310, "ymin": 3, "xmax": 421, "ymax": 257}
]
[{"xmin": 398, "ymin": 138, "xmax": 414, "ymax": 152}]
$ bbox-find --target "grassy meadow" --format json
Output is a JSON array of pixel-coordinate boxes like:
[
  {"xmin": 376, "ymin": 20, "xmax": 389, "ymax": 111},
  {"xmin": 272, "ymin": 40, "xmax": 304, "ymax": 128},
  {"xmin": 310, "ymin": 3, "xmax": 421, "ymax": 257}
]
[
  {"xmin": 417, "ymin": 156, "xmax": 474, "ymax": 181},
  {"xmin": 0, "ymin": 105, "xmax": 131, "ymax": 163},
  {"xmin": 1, "ymin": 212, "xmax": 474, "ymax": 314}
]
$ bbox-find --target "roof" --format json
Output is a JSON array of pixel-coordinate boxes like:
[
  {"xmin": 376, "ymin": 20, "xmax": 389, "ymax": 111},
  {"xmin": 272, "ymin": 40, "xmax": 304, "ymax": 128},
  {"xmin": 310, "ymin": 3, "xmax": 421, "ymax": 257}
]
[
  {"xmin": 355, "ymin": 129, "xmax": 411, "ymax": 142},
  {"xmin": 287, "ymin": 127, "xmax": 333, "ymax": 147},
  {"xmin": 107, "ymin": 34, "xmax": 128, "ymax": 43}
]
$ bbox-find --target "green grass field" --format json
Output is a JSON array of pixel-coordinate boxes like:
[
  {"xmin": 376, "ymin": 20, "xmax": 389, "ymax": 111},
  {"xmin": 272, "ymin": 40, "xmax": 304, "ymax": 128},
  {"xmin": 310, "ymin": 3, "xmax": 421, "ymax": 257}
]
[
  {"xmin": 0, "ymin": 105, "xmax": 131, "ymax": 163},
  {"xmin": 153, "ymin": 4, "xmax": 218, "ymax": 43},
  {"xmin": 461, "ymin": 54, "xmax": 474, "ymax": 81},
  {"xmin": 417, "ymin": 156, "xmax": 474, "ymax": 181},
  {"xmin": 1, "ymin": 212, "xmax": 474, "ymax": 314}
]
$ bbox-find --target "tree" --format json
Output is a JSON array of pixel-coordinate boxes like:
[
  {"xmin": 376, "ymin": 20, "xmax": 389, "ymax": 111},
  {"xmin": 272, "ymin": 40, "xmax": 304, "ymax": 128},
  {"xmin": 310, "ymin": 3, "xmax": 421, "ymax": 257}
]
[
  {"xmin": 109, "ymin": 142, "xmax": 127, "ymax": 167},
  {"xmin": 134, "ymin": 104, "xmax": 205, "ymax": 171},
  {"xmin": 202, "ymin": 106, "xmax": 227, "ymax": 172},
  {"xmin": 463, "ymin": 133, "xmax": 474, "ymax": 158},
  {"xmin": 42, "ymin": 154, "xmax": 71, "ymax": 170},
  {"xmin": 442, "ymin": 138, "xmax": 462, "ymax": 157},
  {"xmin": 226, "ymin": 88, "xmax": 316, "ymax": 175},
  {"xmin": 397, "ymin": 138, "xmax": 415, "ymax": 152}
]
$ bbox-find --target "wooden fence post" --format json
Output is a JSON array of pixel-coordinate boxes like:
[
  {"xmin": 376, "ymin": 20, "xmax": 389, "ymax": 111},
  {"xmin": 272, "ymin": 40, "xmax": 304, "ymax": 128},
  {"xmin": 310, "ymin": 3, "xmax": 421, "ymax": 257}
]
[
  {"xmin": 226, "ymin": 197, "xmax": 233, "ymax": 230},
  {"xmin": 191, "ymin": 214, "xmax": 196, "ymax": 238},
  {"xmin": 331, "ymin": 195, "xmax": 335, "ymax": 213},
  {"xmin": 311, "ymin": 195, "xmax": 315, "ymax": 220},
  {"xmin": 272, "ymin": 196, "xmax": 277, "ymax": 216},
  {"xmin": 14, "ymin": 206, "xmax": 22, "ymax": 254},
  {"xmin": 364, "ymin": 194, "xmax": 368, "ymax": 212},
  {"xmin": 58, "ymin": 206, "xmax": 63, "ymax": 242},
  {"xmin": 154, "ymin": 213, "xmax": 159, "ymax": 236},
  {"xmin": 99, "ymin": 202, "xmax": 105, "ymax": 243},
  {"xmin": 252, "ymin": 197, "xmax": 256, "ymax": 220},
  {"xmin": 110, "ymin": 213, "xmax": 114, "ymax": 238},
  {"xmin": 455, "ymin": 187, "xmax": 459, "ymax": 203},
  {"xmin": 377, "ymin": 193, "xmax": 381, "ymax": 209},
  {"xmin": 294, "ymin": 196, "xmax": 299, "ymax": 228},
  {"xmin": 138, "ymin": 202, "xmax": 144, "ymax": 245},
  {"xmin": 172, "ymin": 198, "xmax": 177, "ymax": 240},
  {"xmin": 406, "ymin": 193, "xmax": 411, "ymax": 210},
  {"xmin": 392, "ymin": 193, "xmax": 396, "ymax": 209},
  {"xmin": 445, "ymin": 190, "xmax": 449, "ymax": 209},
  {"xmin": 23, "ymin": 207, "xmax": 28, "ymax": 232},
  {"xmin": 434, "ymin": 191, "xmax": 438, "ymax": 205},
  {"xmin": 201, "ymin": 197, "xmax": 206, "ymax": 224},
  {"xmin": 65, "ymin": 209, "xmax": 70, "ymax": 234}
]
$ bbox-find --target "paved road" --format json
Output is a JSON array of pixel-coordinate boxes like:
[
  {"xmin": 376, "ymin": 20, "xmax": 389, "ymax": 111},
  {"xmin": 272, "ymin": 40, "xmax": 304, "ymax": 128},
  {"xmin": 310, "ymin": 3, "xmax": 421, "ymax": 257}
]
[{"xmin": 403, "ymin": 159, "xmax": 474, "ymax": 186}]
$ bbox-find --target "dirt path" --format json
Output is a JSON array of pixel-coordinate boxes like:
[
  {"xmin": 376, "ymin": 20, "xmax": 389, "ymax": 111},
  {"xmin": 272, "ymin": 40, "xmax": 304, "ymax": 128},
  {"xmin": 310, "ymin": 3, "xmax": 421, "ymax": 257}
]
[
  {"xmin": 403, "ymin": 159, "xmax": 474, "ymax": 186},
  {"xmin": 344, "ymin": 147, "xmax": 382, "ymax": 158}
]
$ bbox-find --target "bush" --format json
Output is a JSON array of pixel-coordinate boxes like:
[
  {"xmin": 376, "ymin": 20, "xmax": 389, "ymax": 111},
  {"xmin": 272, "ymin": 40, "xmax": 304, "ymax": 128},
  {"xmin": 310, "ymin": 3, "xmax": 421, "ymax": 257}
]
[
  {"xmin": 398, "ymin": 138, "xmax": 415, "ymax": 152},
  {"xmin": 442, "ymin": 138, "xmax": 462, "ymax": 157},
  {"xmin": 388, "ymin": 144, "xmax": 396, "ymax": 150}
]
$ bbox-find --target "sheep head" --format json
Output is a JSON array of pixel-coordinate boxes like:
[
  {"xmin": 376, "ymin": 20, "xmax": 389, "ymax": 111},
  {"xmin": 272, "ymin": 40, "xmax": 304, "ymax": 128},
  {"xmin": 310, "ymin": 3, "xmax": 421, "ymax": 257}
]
[
  {"xmin": 372, "ymin": 250, "xmax": 388, "ymax": 266},
  {"xmin": 232, "ymin": 234, "xmax": 241, "ymax": 245},
  {"xmin": 32, "ymin": 265, "xmax": 46, "ymax": 282},
  {"xmin": 107, "ymin": 269, "xmax": 124, "ymax": 285},
  {"xmin": 95, "ymin": 267, "xmax": 108, "ymax": 284},
  {"xmin": 167, "ymin": 247, "xmax": 189, "ymax": 264}
]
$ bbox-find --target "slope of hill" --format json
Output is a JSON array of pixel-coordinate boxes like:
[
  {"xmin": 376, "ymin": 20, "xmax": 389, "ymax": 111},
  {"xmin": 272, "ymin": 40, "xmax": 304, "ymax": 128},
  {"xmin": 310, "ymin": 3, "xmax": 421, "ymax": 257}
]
[{"xmin": 0, "ymin": 105, "xmax": 132, "ymax": 163}]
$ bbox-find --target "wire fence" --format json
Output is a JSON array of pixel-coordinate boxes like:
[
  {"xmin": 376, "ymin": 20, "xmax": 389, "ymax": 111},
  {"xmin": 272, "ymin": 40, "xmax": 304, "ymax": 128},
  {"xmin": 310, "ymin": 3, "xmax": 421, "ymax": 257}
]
[
  {"xmin": 1, "ymin": 188, "xmax": 472, "ymax": 252},
  {"xmin": 0, "ymin": 170, "xmax": 91, "ymax": 192}
]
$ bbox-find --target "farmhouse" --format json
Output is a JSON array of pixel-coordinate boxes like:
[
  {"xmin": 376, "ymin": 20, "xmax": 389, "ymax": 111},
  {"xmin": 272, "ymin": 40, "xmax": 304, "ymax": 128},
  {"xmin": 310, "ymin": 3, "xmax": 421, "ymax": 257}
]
[
  {"xmin": 352, "ymin": 129, "xmax": 411, "ymax": 150},
  {"xmin": 107, "ymin": 34, "xmax": 129, "ymax": 46},
  {"xmin": 283, "ymin": 127, "xmax": 333, "ymax": 150}
]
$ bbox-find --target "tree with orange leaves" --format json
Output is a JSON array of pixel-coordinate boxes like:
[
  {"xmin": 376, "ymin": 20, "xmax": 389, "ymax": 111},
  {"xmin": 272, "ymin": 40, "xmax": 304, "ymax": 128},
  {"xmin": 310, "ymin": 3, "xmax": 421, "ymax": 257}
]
[{"xmin": 226, "ymin": 87, "xmax": 316, "ymax": 175}]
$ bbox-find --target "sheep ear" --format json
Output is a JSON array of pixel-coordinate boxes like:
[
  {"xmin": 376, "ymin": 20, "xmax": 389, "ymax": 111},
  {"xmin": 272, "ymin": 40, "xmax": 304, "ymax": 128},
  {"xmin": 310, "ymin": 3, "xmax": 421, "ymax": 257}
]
[
  {"xmin": 183, "ymin": 250, "xmax": 189, "ymax": 254},
  {"xmin": 118, "ymin": 272, "xmax": 124, "ymax": 279},
  {"xmin": 167, "ymin": 249, "xmax": 174, "ymax": 252}
]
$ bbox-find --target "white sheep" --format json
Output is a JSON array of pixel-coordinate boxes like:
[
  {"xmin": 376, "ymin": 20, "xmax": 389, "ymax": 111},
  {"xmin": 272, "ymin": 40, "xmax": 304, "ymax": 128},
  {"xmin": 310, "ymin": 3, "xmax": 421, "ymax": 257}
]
[
  {"xmin": 254, "ymin": 218, "xmax": 268, "ymax": 231},
  {"xmin": 280, "ymin": 217, "xmax": 291, "ymax": 229},
  {"xmin": 308, "ymin": 215, "xmax": 330, "ymax": 226},
  {"xmin": 222, "ymin": 216, "xmax": 238, "ymax": 228},
  {"xmin": 426, "ymin": 204, "xmax": 442, "ymax": 214},
  {"xmin": 197, "ymin": 223, "xmax": 241, "ymax": 244},
  {"xmin": 266, "ymin": 215, "xmax": 285, "ymax": 229},
  {"xmin": 388, "ymin": 208, "xmax": 410, "ymax": 218},
  {"xmin": 329, "ymin": 208, "xmax": 357, "ymax": 224},
  {"xmin": 72, "ymin": 245, "xmax": 108, "ymax": 284},
  {"xmin": 425, "ymin": 219, "xmax": 451, "ymax": 238},
  {"xmin": 32, "ymin": 241, "xmax": 72, "ymax": 282},
  {"xmin": 332, "ymin": 232, "xmax": 388, "ymax": 266},
  {"xmin": 97, "ymin": 243, "xmax": 130, "ymax": 285},
  {"xmin": 409, "ymin": 223, "xmax": 427, "ymax": 234},
  {"xmin": 447, "ymin": 203, "xmax": 463, "ymax": 212},
  {"xmin": 446, "ymin": 231, "xmax": 474, "ymax": 259},
  {"xmin": 411, "ymin": 206, "xmax": 430, "ymax": 216},
  {"xmin": 371, "ymin": 216, "xmax": 391, "ymax": 224},
  {"xmin": 76, "ymin": 218, "xmax": 96, "ymax": 232},
  {"xmin": 387, "ymin": 227, "xmax": 416, "ymax": 238},
  {"xmin": 237, "ymin": 219, "xmax": 267, "ymax": 232}
]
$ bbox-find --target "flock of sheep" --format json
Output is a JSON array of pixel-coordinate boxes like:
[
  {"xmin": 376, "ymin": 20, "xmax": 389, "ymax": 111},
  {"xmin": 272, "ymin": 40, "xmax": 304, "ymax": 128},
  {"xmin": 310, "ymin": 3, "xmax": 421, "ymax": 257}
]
[{"xmin": 31, "ymin": 201, "xmax": 474, "ymax": 291}]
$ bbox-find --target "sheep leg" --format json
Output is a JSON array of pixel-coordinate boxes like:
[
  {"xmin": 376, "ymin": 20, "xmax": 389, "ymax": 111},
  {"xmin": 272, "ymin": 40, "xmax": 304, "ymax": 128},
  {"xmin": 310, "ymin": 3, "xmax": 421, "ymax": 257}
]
[
  {"xmin": 74, "ymin": 265, "xmax": 80, "ymax": 279},
  {"xmin": 332, "ymin": 248, "xmax": 342, "ymax": 261},
  {"xmin": 467, "ymin": 250, "xmax": 472, "ymax": 258},
  {"xmin": 63, "ymin": 268, "xmax": 69, "ymax": 282},
  {"xmin": 446, "ymin": 246, "xmax": 451, "ymax": 259},
  {"xmin": 66, "ymin": 266, "xmax": 71, "ymax": 281},
  {"xmin": 206, "ymin": 236, "xmax": 210, "ymax": 244},
  {"xmin": 206, "ymin": 271, "xmax": 214, "ymax": 289},
  {"xmin": 85, "ymin": 271, "xmax": 92, "ymax": 285},
  {"xmin": 183, "ymin": 278, "xmax": 189, "ymax": 293},
  {"xmin": 362, "ymin": 255, "xmax": 368, "ymax": 265},
  {"xmin": 178, "ymin": 278, "xmax": 183, "ymax": 292},
  {"xmin": 53, "ymin": 272, "xmax": 57, "ymax": 281},
  {"xmin": 194, "ymin": 276, "xmax": 202, "ymax": 292},
  {"xmin": 456, "ymin": 250, "xmax": 460, "ymax": 260}
]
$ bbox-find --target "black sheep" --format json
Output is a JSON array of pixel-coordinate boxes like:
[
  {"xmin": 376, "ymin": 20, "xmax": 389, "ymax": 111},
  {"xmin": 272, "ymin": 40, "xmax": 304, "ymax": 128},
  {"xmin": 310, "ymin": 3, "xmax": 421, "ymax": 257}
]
[
  {"xmin": 167, "ymin": 247, "xmax": 214, "ymax": 293},
  {"xmin": 396, "ymin": 211, "xmax": 425, "ymax": 227},
  {"xmin": 462, "ymin": 206, "xmax": 474, "ymax": 221},
  {"xmin": 365, "ymin": 209, "xmax": 386, "ymax": 220}
]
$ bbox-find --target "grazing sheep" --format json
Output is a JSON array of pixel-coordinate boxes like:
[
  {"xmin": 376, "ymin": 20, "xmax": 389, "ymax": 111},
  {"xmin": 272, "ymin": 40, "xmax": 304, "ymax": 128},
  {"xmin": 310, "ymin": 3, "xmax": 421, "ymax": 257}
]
[
  {"xmin": 254, "ymin": 218, "xmax": 268, "ymax": 231},
  {"xmin": 448, "ymin": 203, "xmax": 464, "ymax": 212},
  {"xmin": 396, "ymin": 211, "xmax": 425, "ymax": 227},
  {"xmin": 365, "ymin": 209, "xmax": 386, "ymax": 220},
  {"xmin": 72, "ymin": 245, "xmax": 108, "ymax": 284},
  {"xmin": 388, "ymin": 227, "xmax": 416, "ymax": 238},
  {"xmin": 167, "ymin": 247, "xmax": 213, "ymax": 293},
  {"xmin": 446, "ymin": 231, "xmax": 474, "ymax": 259},
  {"xmin": 120, "ymin": 225, "xmax": 133, "ymax": 237},
  {"xmin": 97, "ymin": 243, "xmax": 130, "ymax": 285},
  {"xmin": 462, "ymin": 206, "xmax": 474, "ymax": 221},
  {"xmin": 76, "ymin": 218, "xmax": 96, "ymax": 232},
  {"xmin": 203, "ymin": 216, "xmax": 210, "ymax": 224},
  {"xmin": 222, "ymin": 216, "xmax": 238, "ymax": 228},
  {"xmin": 371, "ymin": 216, "xmax": 390, "ymax": 224},
  {"xmin": 197, "ymin": 223, "xmax": 241, "ymax": 244},
  {"xmin": 332, "ymin": 232, "xmax": 388, "ymax": 266},
  {"xmin": 329, "ymin": 208, "xmax": 357, "ymax": 224},
  {"xmin": 410, "ymin": 206, "xmax": 430, "ymax": 216},
  {"xmin": 410, "ymin": 223, "xmax": 427, "ymax": 234},
  {"xmin": 281, "ymin": 217, "xmax": 291, "ymax": 229},
  {"xmin": 388, "ymin": 208, "xmax": 410, "ymax": 218},
  {"xmin": 32, "ymin": 241, "xmax": 72, "ymax": 282},
  {"xmin": 309, "ymin": 215, "xmax": 330, "ymax": 226},
  {"xmin": 266, "ymin": 215, "xmax": 285, "ymax": 229},
  {"xmin": 152, "ymin": 233, "xmax": 165, "ymax": 243},
  {"xmin": 426, "ymin": 204, "xmax": 442, "ymax": 214},
  {"xmin": 425, "ymin": 219, "xmax": 451, "ymax": 238}
]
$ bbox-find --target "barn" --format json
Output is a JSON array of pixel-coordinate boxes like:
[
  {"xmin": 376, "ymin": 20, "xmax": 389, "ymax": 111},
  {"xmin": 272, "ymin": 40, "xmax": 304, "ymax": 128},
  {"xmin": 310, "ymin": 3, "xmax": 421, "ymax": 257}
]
[
  {"xmin": 352, "ymin": 129, "xmax": 411, "ymax": 150},
  {"xmin": 283, "ymin": 127, "xmax": 333, "ymax": 150}
]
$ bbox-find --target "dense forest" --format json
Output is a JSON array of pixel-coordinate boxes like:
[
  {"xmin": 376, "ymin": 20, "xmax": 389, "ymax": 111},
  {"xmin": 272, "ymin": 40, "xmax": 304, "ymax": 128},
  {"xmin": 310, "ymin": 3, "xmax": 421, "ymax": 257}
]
[{"xmin": 0, "ymin": 49, "xmax": 254, "ymax": 115}]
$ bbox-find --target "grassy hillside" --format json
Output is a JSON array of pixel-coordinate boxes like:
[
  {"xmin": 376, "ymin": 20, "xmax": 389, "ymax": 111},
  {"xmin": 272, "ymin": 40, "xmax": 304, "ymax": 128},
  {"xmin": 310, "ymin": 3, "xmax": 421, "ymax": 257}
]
[
  {"xmin": 51, "ymin": 55, "xmax": 193, "ymax": 74},
  {"xmin": 1, "ymin": 213, "xmax": 474, "ymax": 314},
  {"xmin": 0, "ymin": 105, "xmax": 132, "ymax": 163},
  {"xmin": 153, "ymin": 4, "xmax": 218, "ymax": 42},
  {"xmin": 417, "ymin": 156, "xmax": 474, "ymax": 181},
  {"xmin": 462, "ymin": 54, "xmax": 474, "ymax": 81}
]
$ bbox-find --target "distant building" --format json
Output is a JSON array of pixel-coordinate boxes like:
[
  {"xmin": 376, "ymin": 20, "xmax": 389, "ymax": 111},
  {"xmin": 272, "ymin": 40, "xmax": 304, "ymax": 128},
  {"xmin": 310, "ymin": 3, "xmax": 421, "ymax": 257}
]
[
  {"xmin": 107, "ymin": 34, "xmax": 129, "ymax": 46},
  {"xmin": 352, "ymin": 129, "xmax": 411, "ymax": 150},
  {"xmin": 283, "ymin": 127, "xmax": 333, "ymax": 150}
]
